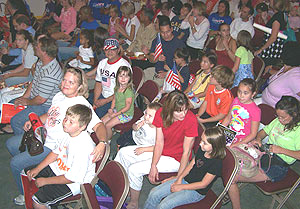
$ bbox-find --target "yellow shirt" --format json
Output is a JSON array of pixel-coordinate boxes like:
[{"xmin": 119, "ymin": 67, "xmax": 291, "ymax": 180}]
[{"xmin": 191, "ymin": 71, "xmax": 211, "ymax": 97}]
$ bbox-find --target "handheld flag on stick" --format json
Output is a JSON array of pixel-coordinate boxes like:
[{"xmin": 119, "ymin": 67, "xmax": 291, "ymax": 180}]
[{"xmin": 154, "ymin": 33, "xmax": 163, "ymax": 61}]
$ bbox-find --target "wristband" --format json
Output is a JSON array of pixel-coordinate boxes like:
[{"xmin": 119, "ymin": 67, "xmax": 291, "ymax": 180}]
[{"xmin": 99, "ymin": 140, "xmax": 108, "ymax": 145}]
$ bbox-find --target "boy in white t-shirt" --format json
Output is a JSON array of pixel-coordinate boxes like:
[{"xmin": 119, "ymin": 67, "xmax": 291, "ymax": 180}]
[
  {"xmin": 116, "ymin": 102, "xmax": 161, "ymax": 149},
  {"xmin": 87, "ymin": 38, "xmax": 132, "ymax": 118},
  {"xmin": 25, "ymin": 104, "xmax": 96, "ymax": 208}
]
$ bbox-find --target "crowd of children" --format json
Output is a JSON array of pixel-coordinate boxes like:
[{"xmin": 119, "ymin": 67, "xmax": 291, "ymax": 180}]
[{"xmin": 1, "ymin": 0, "xmax": 300, "ymax": 209}]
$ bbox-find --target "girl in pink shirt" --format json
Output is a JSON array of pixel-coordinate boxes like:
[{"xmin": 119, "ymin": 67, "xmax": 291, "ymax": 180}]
[
  {"xmin": 222, "ymin": 78, "xmax": 261, "ymax": 147},
  {"xmin": 52, "ymin": 0, "xmax": 77, "ymax": 40}
]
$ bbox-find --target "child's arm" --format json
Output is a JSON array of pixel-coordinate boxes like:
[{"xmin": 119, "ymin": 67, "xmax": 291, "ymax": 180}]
[
  {"xmin": 231, "ymin": 120, "xmax": 260, "ymax": 148},
  {"xmin": 114, "ymin": 96, "xmax": 133, "ymax": 116},
  {"xmin": 77, "ymin": 55, "xmax": 95, "ymax": 66},
  {"xmin": 194, "ymin": 85, "xmax": 209, "ymax": 99},
  {"xmin": 108, "ymin": 95, "xmax": 116, "ymax": 113},
  {"xmin": 221, "ymin": 111, "xmax": 232, "ymax": 127},
  {"xmin": 35, "ymin": 175, "xmax": 73, "ymax": 188},
  {"xmin": 86, "ymin": 67, "xmax": 97, "ymax": 78},
  {"xmin": 27, "ymin": 152, "xmax": 58, "ymax": 180},
  {"xmin": 174, "ymin": 158, "xmax": 195, "ymax": 183},
  {"xmin": 134, "ymin": 145, "xmax": 154, "ymax": 155},
  {"xmin": 171, "ymin": 172, "xmax": 216, "ymax": 192},
  {"xmin": 199, "ymin": 113, "xmax": 226, "ymax": 124},
  {"xmin": 232, "ymin": 56, "xmax": 240, "ymax": 73},
  {"xmin": 132, "ymin": 119, "xmax": 145, "ymax": 131},
  {"xmin": 184, "ymin": 77, "xmax": 196, "ymax": 94},
  {"xmin": 197, "ymin": 100, "xmax": 207, "ymax": 117}
]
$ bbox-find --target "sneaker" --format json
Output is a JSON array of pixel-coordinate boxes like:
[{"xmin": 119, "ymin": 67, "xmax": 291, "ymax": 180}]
[{"xmin": 14, "ymin": 194, "xmax": 25, "ymax": 205}]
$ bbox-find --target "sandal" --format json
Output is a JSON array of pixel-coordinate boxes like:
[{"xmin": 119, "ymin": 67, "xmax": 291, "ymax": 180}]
[
  {"xmin": 0, "ymin": 124, "xmax": 13, "ymax": 135},
  {"xmin": 222, "ymin": 193, "xmax": 231, "ymax": 205}
]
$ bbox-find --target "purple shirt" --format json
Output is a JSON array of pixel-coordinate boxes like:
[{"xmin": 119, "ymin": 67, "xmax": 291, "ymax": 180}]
[{"xmin": 262, "ymin": 67, "xmax": 300, "ymax": 108}]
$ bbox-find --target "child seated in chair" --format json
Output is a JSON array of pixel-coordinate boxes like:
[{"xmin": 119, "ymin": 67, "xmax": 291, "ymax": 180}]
[
  {"xmin": 25, "ymin": 104, "xmax": 96, "ymax": 209},
  {"xmin": 197, "ymin": 65, "xmax": 234, "ymax": 128}
]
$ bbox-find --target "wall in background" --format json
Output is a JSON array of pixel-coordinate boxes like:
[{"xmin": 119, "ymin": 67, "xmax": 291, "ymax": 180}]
[{"xmin": 27, "ymin": 0, "xmax": 46, "ymax": 16}]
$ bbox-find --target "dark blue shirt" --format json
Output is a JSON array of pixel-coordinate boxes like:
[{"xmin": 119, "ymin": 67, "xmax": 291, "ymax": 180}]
[
  {"xmin": 89, "ymin": 0, "xmax": 121, "ymax": 25},
  {"xmin": 75, "ymin": 20, "xmax": 100, "ymax": 47},
  {"xmin": 178, "ymin": 64, "xmax": 190, "ymax": 92},
  {"xmin": 171, "ymin": 15, "xmax": 190, "ymax": 42},
  {"xmin": 150, "ymin": 35, "xmax": 186, "ymax": 73},
  {"xmin": 208, "ymin": 13, "xmax": 232, "ymax": 31}
]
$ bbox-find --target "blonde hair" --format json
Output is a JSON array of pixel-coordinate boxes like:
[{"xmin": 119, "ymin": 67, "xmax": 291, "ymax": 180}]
[
  {"xmin": 193, "ymin": 1, "xmax": 206, "ymax": 16},
  {"xmin": 211, "ymin": 65, "xmax": 235, "ymax": 89},
  {"xmin": 63, "ymin": 68, "xmax": 89, "ymax": 98},
  {"xmin": 161, "ymin": 91, "xmax": 189, "ymax": 127},
  {"xmin": 120, "ymin": 2, "xmax": 135, "ymax": 16},
  {"xmin": 109, "ymin": 4, "xmax": 119, "ymax": 16}
]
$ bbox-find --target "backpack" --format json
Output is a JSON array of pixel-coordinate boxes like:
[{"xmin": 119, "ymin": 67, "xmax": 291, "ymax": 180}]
[{"xmin": 230, "ymin": 143, "xmax": 271, "ymax": 178}]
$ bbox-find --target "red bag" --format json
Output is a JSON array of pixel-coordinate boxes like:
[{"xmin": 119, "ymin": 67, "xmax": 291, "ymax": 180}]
[{"xmin": 0, "ymin": 103, "xmax": 26, "ymax": 124}]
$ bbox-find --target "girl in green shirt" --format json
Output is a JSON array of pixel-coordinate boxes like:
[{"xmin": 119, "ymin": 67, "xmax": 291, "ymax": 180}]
[{"xmin": 101, "ymin": 66, "xmax": 134, "ymax": 139}]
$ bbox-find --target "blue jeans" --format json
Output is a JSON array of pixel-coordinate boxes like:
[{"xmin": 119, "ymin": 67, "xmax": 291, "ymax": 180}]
[
  {"xmin": 56, "ymin": 40, "xmax": 78, "ymax": 62},
  {"xmin": 88, "ymin": 93, "xmax": 112, "ymax": 118},
  {"xmin": 11, "ymin": 105, "xmax": 50, "ymax": 135},
  {"xmin": 6, "ymin": 134, "xmax": 51, "ymax": 194},
  {"xmin": 8, "ymin": 48, "xmax": 22, "ymax": 65},
  {"xmin": 143, "ymin": 178, "xmax": 205, "ymax": 209}
]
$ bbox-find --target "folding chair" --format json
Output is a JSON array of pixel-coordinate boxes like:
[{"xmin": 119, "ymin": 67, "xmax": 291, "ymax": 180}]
[
  {"xmin": 253, "ymin": 56, "xmax": 265, "ymax": 82},
  {"xmin": 175, "ymin": 147, "xmax": 239, "ymax": 209},
  {"xmin": 256, "ymin": 168, "xmax": 300, "ymax": 209},
  {"xmin": 231, "ymin": 86, "xmax": 238, "ymax": 98},
  {"xmin": 258, "ymin": 104, "xmax": 276, "ymax": 126},
  {"xmin": 59, "ymin": 132, "xmax": 110, "ymax": 209},
  {"xmin": 188, "ymin": 59, "xmax": 201, "ymax": 75},
  {"xmin": 114, "ymin": 80, "xmax": 159, "ymax": 134},
  {"xmin": 81, "ymin": 161, "xmax": 130, "ymax": 209},
  {"xmin": 132, "ymin": 66, "xmax": 144, "ymax": 99}
]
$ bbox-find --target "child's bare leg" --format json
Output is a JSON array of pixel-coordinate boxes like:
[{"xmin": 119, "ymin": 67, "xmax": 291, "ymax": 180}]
[
  {"xmin": 228, "ymin": 171, "xmax": 269, "ymax": 209},
  {"xmin": 105, "ymin": 117, "xmax": 121, "ymax": 140},
  {"xmin": 101, "ymin": 113, "xmax": 111, "ymax": 125},
  {"xmin": 127, "ymin": 188, "xmax": 140, "ymax": 209},
  {"xmin": 33, "ymin": 201, "xmax": 48, "ymax": 209}
]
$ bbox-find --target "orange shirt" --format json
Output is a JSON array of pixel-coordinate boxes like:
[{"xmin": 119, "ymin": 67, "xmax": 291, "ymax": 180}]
[{"xmin": 205, "ymin": 85, "xmax": 233, "ymax": 119}]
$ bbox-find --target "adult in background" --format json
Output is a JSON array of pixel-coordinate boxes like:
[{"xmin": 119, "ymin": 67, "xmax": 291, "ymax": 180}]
[
  {"xmin": 1, "ymin": 30, "xmax": 37, "ymax": 87},
  {"xmin": 121, "ymin": 91, "xmax": 198, "ymax": 209},
  {"xmin": 181, "ymin": 1, "xmax": 210, "ymax": 60},
  {"xmin": 208, "ymin": 0, "xmax": 232, "ymax": 37},
  {"xmin": 258, "ymin": 42, "xmax": 300, "ymax": 108},
  {"xmin": 8, "ymin": 36, "xmax": 63, "ymax": 135},
  {"xmin": 6, "ymin": 68, "xmax": 107, "ymax": 206},
  {"xmin": 207, "ymin": 23, "xmax": 237, "ymax": 69},
  {"xmin": 254, "ymin": 0, "xmax": 289, "ymax": 66},
  {"xmin": 171, "ymin": 3, "xmax": 192, "ymax": 42},
  {"xmin": 228, "ymin": 96, "xmax": 300, "ymax": 209},
  {"xmin": 230, "ymin": 4, "xmax": 254, "ymax": 40},
  {"xmin": 57, "ymin": 6, "xmax": 100, "ymax": 62},
  {"xmin": 5, "ymin": 0, "xmax": 29, "ymax": 42},
  {"xmin": 144, "ymin": 15, "xmax": 185, "ymax": 86},
  {"xmin": 126, "ymin": 7, "xmax": 157, "ymax": 70}
]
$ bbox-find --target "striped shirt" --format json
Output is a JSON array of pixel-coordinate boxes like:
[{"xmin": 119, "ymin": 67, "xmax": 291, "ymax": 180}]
[{"xmin": 30, "ymin": 59, "xmax": 63, "ymax": 106}]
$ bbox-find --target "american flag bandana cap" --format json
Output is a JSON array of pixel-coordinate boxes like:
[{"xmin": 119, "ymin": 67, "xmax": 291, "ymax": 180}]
[{"xmin": 103, "ymin": 38, "xmax": 119, "ymax": 50}]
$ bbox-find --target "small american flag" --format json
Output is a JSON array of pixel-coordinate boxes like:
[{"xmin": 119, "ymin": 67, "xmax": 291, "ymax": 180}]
[
  {"xmin": 166, "ymin": 62, "xmax": 181, "ymax": 90},
  {"xmin": 154, "ymin": 33, "xmax": 163, "ymax": 61}
]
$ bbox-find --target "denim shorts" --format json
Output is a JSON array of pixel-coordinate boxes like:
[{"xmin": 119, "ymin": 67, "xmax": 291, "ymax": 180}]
[{"xmin": 261, "ymin": 154, "xmax": 289, "ymax": 182}]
